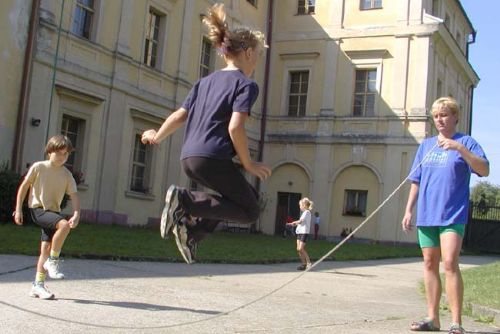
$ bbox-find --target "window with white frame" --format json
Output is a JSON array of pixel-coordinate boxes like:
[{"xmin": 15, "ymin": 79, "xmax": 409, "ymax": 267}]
[
  {"xmin": 298, "ymin": 0, "xmax": 315, "ymax": 14},
  {"xmin": 343, "ymin": 189, "xmax": 368, "ymax": 216},
  {"xmin": 72, "ymin": 0, "xmax": 94, "ymax": 39},
  {"xmin": 200, "ymin": 37, "xmax": 215, "ymax": 78},
  {"xmin": 288, "ymin": 71, "xmax": 309, "ymax": 117},
  {"xmin": 130, "ymin": 134, "xmax": 153, "ymax": 194},
  {"xmin": 61, "ymin": 114, "xmax": 86, "ymax": 172},
  {"xmin": 360, "ymin": 0, "xmax": 382, "ymax": 10},
  {"xmin": 353, "ymin": 69, "xmax": 377, "ymax": 117},
  {"xmin": 144, "ymin": 8, "xmax": 162, "ymax": 68}
]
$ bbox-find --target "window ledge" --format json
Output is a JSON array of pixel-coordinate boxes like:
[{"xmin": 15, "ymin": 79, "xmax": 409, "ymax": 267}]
[
  {"xmin": 124, "ymin": 191, "xmax": 155, "ymax": 201},
  {"xmin": 77, "ymin": 183, "xmax": 89, "ymax": 191},
  {"xmin": 360, "ymin": 7, "xmax": 383, "ymax": 11}
]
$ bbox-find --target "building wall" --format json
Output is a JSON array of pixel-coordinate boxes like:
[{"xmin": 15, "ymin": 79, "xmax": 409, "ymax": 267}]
[
  {"xmin": 0, "ymin": 0, "xmax": 31, "ymax": 166},
  {"xmin": 258, "ymin": 0, "xmax": 478, "ymax": 243},
  {"xmin": 5, "ymin": 0, "xmax": 479, "ymax": 243},
  {"xmin": 19, "ymin": 0, "xmax": 269, "ymax": 225}
]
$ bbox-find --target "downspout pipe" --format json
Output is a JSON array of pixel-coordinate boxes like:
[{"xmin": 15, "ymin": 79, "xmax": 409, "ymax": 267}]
[
  {"xmin": 255, "ymin": 0, "xmax": 273, "ymax": 232},
  {"xmin": 12, "ymin": 0, "xmax": 41, "ymax": 173},
  {"xmin": 45, "ymin": 0, "xmax": 65, "ymax": 144},
  {"xmin": 258, "ymin": 0, "xmax": 273, "ymax": 165},
  {"xmin": 468, "ymin": 85, "xmax": 474, "ymax": 136},
  {"xmin": 466, "ymin": 27, "xmax": 476, "ymax": 136}
]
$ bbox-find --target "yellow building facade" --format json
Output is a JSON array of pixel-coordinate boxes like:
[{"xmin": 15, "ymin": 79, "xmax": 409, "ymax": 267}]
[{"xmin": 2, "ymin": 0, "xmax": 478, "ymax": 243}]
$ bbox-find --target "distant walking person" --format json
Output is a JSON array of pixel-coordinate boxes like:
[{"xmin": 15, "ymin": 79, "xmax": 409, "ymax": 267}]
[
  {"xmin": 141, "ymin": 3, "xmax": 271, "ymax": 264},
  {"xmin": 287, "ymin": 198, "xmax": 313, "ymax": 270},
  {"xmin": 313, "ymin": 211, "xmax": 320, "ymax": 240},
  {"xmin": 401, "ymin": 97, "xmax": 489, "ymax": 334},
  {"xmin": 13, "ymin": 135, "xmax": 80, "ymax": 300}
]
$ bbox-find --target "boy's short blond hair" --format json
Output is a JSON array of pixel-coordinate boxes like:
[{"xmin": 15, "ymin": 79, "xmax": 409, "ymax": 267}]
[
  {"xmin": 45, "ymin": 135, "xmax": 74, "ymax": 155},
  {"xmin": 431, "ymin": 97, "xmax": 460, "ymax": 118}
]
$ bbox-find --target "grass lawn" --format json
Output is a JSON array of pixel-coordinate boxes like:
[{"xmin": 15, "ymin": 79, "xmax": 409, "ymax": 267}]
[
  {"xmin": 462, "ymin": 261, "xmax": 500, "ymax": 311},
  {"xmin": 0, "ymin": 222, "xmax": 422, "ymax": 263}
]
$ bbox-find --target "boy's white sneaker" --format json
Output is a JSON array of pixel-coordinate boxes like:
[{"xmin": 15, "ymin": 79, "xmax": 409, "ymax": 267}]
[
  {"xmin": 29, "ymin": 282, "xmax": 55, "ymax": 300},
  {"xmin": 43, "ymin": 258, "xmax": 65, "ymax": 279}
]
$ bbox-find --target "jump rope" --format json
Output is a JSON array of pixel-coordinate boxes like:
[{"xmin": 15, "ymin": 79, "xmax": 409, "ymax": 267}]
[{"xmin": 1, "ymin": 143, "xmax": 440, "ymax": 329}]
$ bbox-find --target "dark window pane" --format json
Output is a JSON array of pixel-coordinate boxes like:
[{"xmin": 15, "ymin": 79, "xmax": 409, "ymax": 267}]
[
  {"xmin": 290, "ymin": 82, "xmax": 300, "ymax": 94},
  {"xmin": 355, "ymin": 81, "xmax": 365, "ymax": 93}
]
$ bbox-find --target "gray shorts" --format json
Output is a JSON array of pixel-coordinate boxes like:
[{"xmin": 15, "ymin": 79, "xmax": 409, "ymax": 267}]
[
  {"xmin": 29, "ymin": 208, "xmax": 65, "ymax": 242},
  {"xmin": 296, "ymin": 233, "xmax": 309, "ymax": 242}
]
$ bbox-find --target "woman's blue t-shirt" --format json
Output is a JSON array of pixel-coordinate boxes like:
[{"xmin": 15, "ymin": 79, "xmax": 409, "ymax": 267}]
[
  {"xmin": 180, "ymin": 70, "xmax": 259, "ymax": 160},
  {"xmin": 408, "ymin": 133, "xmax": 488, "ymax": 227}
]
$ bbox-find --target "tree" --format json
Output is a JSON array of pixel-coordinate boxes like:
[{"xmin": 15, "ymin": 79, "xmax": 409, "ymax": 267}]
[{"xmin": 470, "ymin": 181, "xmax": 500, "ymax": 207}]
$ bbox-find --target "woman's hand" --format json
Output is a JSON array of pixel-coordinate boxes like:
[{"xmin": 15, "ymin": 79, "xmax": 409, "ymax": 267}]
[
  {"xmin": 438, "ymin": 136, "xmax": 462, "ymax": 151},
  {"xmin": 401, "ymin": 212, "xmax": 413, "ymax": 232}
]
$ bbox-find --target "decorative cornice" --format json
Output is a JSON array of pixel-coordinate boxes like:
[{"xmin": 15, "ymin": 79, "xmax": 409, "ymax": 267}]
[
  {"xmin": 55, "ymin": 85, "xmax": 104, "ymax": 105},
  {"xmin": 345, "ymin": 49, "xmax": 388, "ymax": 59},
  {"xmin": 279, "ymin": 52, "xmax": 320, "ymax": 60}
]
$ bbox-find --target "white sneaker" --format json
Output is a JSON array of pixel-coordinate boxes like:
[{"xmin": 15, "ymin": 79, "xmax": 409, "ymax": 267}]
[
  {"xmin": 29, "ymin": 282, "xmax": 55, "ymax": 300},
  {"xmin": 43, "ymin": 258, "xmax": 65, "ymax": 279}
]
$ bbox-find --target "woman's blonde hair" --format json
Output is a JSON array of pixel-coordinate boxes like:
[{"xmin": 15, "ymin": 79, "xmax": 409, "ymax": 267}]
[
  {"xmin": 45, "ymin": 134, "xmax": 74, "ymax": 155},
  {"xmin": 202, "ymin": 3, "xmax": 267, "ymax": 57},
  {"xmin": 431, "ymin": 96, "xmax": 460, "ymax": 118},
  {"xmin": 300, "ymin": 197, "xmax": 314, "ymax": 210}
]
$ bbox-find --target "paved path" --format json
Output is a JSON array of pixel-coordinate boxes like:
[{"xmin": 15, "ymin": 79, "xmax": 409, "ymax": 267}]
[{"xmin": 0, "ymin": 255, "xmax": 499, "ymax": 333}]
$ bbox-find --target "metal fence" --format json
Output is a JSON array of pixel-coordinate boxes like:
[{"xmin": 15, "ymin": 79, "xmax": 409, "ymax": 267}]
[
  {"xmin": 464, "ymin": 203, "xmax": 500, "ymax": 253},
  {"xmin": 471, "ymin": 204, "xmax": 500, "ymax": 221}
]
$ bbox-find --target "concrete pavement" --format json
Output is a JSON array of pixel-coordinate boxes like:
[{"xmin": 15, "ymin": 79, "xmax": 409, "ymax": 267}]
[{"xmin": 0, "ymin": 254, "xmax": 499, "ymax": 333}]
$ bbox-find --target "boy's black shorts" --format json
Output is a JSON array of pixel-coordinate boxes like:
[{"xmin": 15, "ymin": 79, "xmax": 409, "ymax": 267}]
[{"xmin": 29, "ymin": 208, "xmax": 65, "ymax": 242}]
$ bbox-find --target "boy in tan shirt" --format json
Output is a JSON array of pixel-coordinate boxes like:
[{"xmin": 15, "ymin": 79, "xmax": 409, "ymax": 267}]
[{"xmin": 14, "ymin": 135, "xmax": 80, "ymax": 299}]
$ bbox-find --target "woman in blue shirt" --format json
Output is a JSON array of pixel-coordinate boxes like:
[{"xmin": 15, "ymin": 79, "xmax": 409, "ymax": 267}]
[{"xmin": 402, "ymin": 97, "xmax": 489, "ymax": 334}]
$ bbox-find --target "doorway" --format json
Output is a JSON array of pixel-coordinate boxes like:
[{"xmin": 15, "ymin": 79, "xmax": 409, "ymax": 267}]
[{"xmin": 275, "ymin": 192, "xmax": 302, "ymax": 236}]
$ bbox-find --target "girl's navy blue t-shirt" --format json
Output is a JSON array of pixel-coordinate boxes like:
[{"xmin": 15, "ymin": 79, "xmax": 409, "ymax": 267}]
[{"xmin": 180, "ymin": 70, "xmax": 259, "ymax": 160}]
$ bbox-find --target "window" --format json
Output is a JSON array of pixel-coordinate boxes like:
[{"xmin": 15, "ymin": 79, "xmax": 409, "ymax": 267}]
[
  {"xmin": 432, "ymin": 0, "xmax": 439, "ymax": 16},
  {"xmin": 444, "ymin": 13, "xmax": 451, "ymax": 29},
  {"xmin": 353, "ymin": 69, "xmax": 376, "ymax": 117},
  {"xmin": 130, "ymin": 134, "xmax": 152, "ymax": 193},
  {"xmin": 199, "ymin": 37, "xmax": 215, "ymax": 78},
  {"xmin": 298, "ymin": 0, "xmax": 315, "ymax": 14},
  {"xmin": 144, "ymin": 9, "xmax": 162, "ymax": 68},
  {"xmin": 72, "ymin": 0, "xmax": 94, "ymax": 39},
  {"xmin": 288, "ymin": 71, "xmax": 309, "ymax": 117},
  {"xmin": 360, "ymin": 0, "xmax": 382, "ymax": 10},
  {"xmin": 61, "ymin": 115, "xmax": 85, "ymax": 172},
  {"xmin": 343, "ymin": 190, "xmax": 368, "ymax": 216},
  {"xmin": 246, "ymin": 0, "xmax": 257, "ymax": 7},
  {"xmin": 455, "ymin": 31, "xmax": 462, "ymax": 47},
  {"xmin": 437, "ymin": 79, "xmax": 443, "ymax": 99}
]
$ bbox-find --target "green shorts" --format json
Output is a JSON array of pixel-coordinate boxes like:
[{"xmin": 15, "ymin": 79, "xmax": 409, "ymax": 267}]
[{"xmin": 417, "ymin": 225, "xmax": 465, "ymax": 248}]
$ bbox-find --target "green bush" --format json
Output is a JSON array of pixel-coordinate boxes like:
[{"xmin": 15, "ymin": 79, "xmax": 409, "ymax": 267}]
[{"xmin": 0, "ymin": 162, "xmax": 21, "ymax": 223}]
